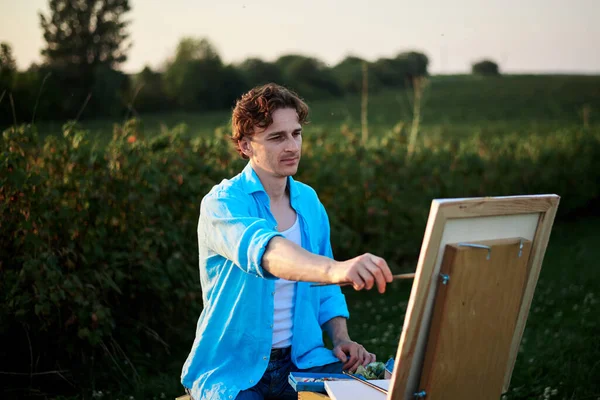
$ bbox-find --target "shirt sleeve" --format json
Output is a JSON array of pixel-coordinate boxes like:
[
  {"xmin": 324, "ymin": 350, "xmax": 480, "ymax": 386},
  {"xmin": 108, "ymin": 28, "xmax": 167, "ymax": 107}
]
[
  {"xmin": 199, "ymin": 188, "xmax": 283, "ymax": 279},
  {"xmin": 316, "ymin": 201, "xmax": 350, "ymax": 325}
]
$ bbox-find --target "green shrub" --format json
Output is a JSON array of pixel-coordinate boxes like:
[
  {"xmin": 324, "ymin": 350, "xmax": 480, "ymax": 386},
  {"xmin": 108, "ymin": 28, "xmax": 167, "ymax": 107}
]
[
  {"xmin": 472, "ymin": 59, "xmax": 501, "ymax": 76},
  {"xmin": 1, "ymin": 120, "xmax": 599, "ymax": 397}
]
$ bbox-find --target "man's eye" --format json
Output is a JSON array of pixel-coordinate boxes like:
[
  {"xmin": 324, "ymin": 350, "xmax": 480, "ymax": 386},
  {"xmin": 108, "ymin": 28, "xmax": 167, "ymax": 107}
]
[{"xmin": 294, "ymin": 131, "xmax": 302, "ymax": 136}]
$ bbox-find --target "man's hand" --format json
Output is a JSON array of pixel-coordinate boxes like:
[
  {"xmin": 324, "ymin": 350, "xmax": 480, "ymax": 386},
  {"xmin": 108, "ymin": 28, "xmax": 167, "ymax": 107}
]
[
  {"xmin": 329, "ymin": 253, "xmax": 393, "ymax": 293},
  {"xmin": 332, "ymin": 340, "xmax": 376, "ymax": 372}
]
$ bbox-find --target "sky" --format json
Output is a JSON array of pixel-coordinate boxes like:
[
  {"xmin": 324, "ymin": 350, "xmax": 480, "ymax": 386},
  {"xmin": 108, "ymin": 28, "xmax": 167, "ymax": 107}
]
[{"xmin": 1, "ymin": 0, "xmax": 599, "ymax": 75}]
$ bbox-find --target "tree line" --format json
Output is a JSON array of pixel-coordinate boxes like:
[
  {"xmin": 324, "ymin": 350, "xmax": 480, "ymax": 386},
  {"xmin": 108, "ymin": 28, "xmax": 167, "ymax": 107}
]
[
  {"xmin": 0, "ymin": 0, "xmax": 430, "ymax": 125},
  {"xmin": 0, "ymin": 0, "xmax": 498, "ymax": 126},
  {"xmin": 0, "ymin": 39, "xmax": 429, "ymax": 125}
]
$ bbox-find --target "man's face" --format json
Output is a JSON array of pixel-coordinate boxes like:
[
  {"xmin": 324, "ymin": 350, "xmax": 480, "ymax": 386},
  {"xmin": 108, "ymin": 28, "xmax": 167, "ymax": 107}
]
[{"xmin": 241, "ymin": 108, "xmax": 303, "ymax": 178}]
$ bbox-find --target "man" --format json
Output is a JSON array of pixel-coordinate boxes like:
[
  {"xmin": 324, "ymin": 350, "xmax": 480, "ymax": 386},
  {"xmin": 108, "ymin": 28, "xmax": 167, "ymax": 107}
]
[{"xmin": 181, "ymin": 83, "xmax": 393, "ymax": 400}]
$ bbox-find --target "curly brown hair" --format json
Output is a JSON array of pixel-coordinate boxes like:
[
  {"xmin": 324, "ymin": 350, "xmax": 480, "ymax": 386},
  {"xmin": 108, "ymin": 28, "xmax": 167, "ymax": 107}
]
[{"xmin": 231, "ymin": 83, "xmax": 309, "ymax": 159}]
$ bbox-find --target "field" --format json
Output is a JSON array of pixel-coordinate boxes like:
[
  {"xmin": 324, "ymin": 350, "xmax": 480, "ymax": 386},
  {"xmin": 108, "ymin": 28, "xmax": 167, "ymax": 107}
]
[
  {"xmin": 33, "ymin": 74, "xmax": 600, "ymax": 144},
  {"xmin": 2, "ymin": 74, "xmax": 600, "ymax": 400}
]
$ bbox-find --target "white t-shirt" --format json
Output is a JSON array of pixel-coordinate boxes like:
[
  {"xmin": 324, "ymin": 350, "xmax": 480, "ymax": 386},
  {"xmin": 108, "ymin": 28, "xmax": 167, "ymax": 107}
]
[{"xmin": 272, "ymin": 214, "xmax": 301, "ymax": 348}]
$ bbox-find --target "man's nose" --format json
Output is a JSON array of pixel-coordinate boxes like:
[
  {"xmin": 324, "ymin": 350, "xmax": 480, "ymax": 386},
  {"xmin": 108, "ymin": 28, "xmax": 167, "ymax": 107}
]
[{"xmin": 285, "ymin": 136, "xmax": 300, "ymax": 152}]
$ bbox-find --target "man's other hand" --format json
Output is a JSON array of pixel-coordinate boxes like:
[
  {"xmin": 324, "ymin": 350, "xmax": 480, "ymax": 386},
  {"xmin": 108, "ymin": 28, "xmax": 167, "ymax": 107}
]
[
  {"xmin": 329, "ymin": 253, "xmax": 393, "ymax": 293},
  {"xmin": 332, "ymin": 340, "xmax": 376, "ymax": 373}
]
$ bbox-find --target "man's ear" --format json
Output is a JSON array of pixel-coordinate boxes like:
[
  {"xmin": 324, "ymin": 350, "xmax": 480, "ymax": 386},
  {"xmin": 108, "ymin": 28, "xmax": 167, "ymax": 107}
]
[{"xmin": 239, "ymin": 138, "xmax": 252, "ymax": 157}]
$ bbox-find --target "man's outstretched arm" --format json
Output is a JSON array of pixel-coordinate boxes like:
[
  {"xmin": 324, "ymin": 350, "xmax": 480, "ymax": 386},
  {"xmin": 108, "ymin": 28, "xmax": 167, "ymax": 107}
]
[
  {"xmin": 202, "ymin": 191, "xmax": 392, "ymax": 291},
  {"xmin": 262, "ymin": 236, "xmax": 393, "ymax": 293}
]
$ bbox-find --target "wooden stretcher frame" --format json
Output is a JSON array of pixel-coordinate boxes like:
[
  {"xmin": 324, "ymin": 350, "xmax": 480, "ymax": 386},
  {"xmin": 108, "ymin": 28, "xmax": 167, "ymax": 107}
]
[{"xmin": 388, "ymin": 194, "xmax": 560, "ymax": 400}]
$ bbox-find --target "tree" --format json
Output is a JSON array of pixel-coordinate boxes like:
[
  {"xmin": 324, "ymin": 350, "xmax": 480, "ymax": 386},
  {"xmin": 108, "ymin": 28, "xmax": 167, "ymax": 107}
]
[
  {"xmin": 0, "ymin": 42, "xmax": 17, "ymax": 125},
  {"xmin": 472, "ymin": 60, "xmax": 500, "ymax": 76},
  {"xmin": 394, "ymin": 51, "xmax": 429, "ymax": 80},
  {"xmin": 332, "ymin": 56, "xmax": 365, "ymax": 94},
  {"xmin": 0, "ymin": 42, "xmax": 17, "ymax": 106},
  {"xmin": 274, "ymin": 54, "xmax": 308, "ymax": 72},
  {"xmin": 172, "ymin": 37, "xmax": 221, "ymax": 64},
  {"xmin": 275, "ymin": 54, "xmax": 342, "ymax": 99},
  {"xmin": 370, "ymin": 51, "xmax": 429, "ymax": 90},
  {"xmin": 238, "ymin": 58, "xmax": 283, "ymax": 88},
  {"xmin": 371, "ymin": 58, "xmax": 405, "ymax": 88},
  {"xmin": 0, "ymin": 42, "xmax": 17, "ymax": 76},
  {"xmin": 163, "ymin": 37, "xmax": 244, "ymax": 111},
  {"xmin": 163, "ymin": 37, "xmax": 222, "ymax": 109},
  {"xmin": 332, "ymin": 55, "xmax": 383, "ymax": 94},
  {"xmin": 130, "ymin": 66, "xmax": 170, "ymax": 113},
  {"xmin": 38, "ymin": 0, "xmax": 132, "ymax": 118},
  {"xmin": 40, "ymin": 0, "xmax": 131, "ymax": 69}
]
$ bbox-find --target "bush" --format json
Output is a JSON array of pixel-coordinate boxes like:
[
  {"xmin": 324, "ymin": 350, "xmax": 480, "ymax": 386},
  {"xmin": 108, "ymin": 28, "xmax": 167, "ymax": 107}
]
[
  {"xmin": 1, "ymin": 121, "xmax": 599, "ymax": 397},
  {"xmin": 0, "ymin": 121, "xmax": 237, "ymax": 396},
  {"xmin": 472, "ymin": 60, "xmax": 501, "ymax": 76}
]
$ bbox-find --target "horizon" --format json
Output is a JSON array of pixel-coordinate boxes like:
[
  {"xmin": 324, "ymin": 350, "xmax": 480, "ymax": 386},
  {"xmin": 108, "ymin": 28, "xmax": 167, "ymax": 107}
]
[{"xmin": 1, "ymin": 0, "xmax": 599, "ymax": 75}]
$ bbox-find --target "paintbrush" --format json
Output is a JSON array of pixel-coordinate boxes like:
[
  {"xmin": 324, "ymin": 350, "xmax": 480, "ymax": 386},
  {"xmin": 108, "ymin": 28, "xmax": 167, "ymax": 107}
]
[
  {"xmin": 310, "ymin": 273, "xmax": 415, "ymax": 287},
  {"xmin": 341, "ymin": 370, "xmax": 388, "ymax": 394}
]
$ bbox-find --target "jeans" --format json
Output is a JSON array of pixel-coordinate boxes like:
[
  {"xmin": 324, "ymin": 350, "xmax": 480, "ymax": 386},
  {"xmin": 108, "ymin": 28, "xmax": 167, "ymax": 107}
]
[{"xmin": 235, "ymin": 348, "xmax": 343, "ymax": 400}]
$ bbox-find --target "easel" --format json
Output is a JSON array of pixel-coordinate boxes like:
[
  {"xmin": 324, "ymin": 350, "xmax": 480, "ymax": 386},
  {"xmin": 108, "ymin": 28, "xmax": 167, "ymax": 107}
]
[
  {"xmin": 414, "ymin": 238, "xmax": 532, "ymax": 398},
  {"xmin": 325, "ymin": 195, "xmax": 560, "ymax": 400}
]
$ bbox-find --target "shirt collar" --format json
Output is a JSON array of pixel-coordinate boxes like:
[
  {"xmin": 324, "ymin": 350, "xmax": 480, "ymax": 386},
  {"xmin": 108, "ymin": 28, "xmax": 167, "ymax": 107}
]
[{"xmin": 240, "ymin": 162, "xmax": 301, "ymax": 199}]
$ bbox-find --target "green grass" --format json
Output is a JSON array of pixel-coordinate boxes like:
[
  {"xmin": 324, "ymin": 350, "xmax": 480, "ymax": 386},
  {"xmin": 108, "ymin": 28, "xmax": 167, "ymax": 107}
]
[{"xmin": 31, "ymin": 74, "xmax": 600, "ymax": 148}]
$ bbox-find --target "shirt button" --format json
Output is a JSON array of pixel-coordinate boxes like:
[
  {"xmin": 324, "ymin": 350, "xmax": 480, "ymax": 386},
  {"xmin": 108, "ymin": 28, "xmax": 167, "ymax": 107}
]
[
  {"xmin": 250, "ymin": 379, "xmax": 254, "ymax": 383},
  {"xmin": 263, "ymin": 356, "xmax": 268, "ymax": 360},
  {"xmin": 269, "ymin": 324, "xmax": 273, "ymax": 328},
  {"xmin": 271, "ymin": 292, "xmax": 275, "ymax": 296}
]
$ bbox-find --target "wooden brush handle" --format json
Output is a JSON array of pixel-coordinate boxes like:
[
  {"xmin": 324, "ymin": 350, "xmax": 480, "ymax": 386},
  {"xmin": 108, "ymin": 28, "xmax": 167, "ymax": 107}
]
[{"xmin": 310, "ymin": 273, "xmax": 415, "ymax": 287}]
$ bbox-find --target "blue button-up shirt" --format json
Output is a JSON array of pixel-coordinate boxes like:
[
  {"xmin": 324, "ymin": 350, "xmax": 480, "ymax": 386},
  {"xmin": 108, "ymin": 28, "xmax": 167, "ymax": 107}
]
[{"xmin": 181, "ymin": 163, "xmax": 350, "ymax": 400}]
